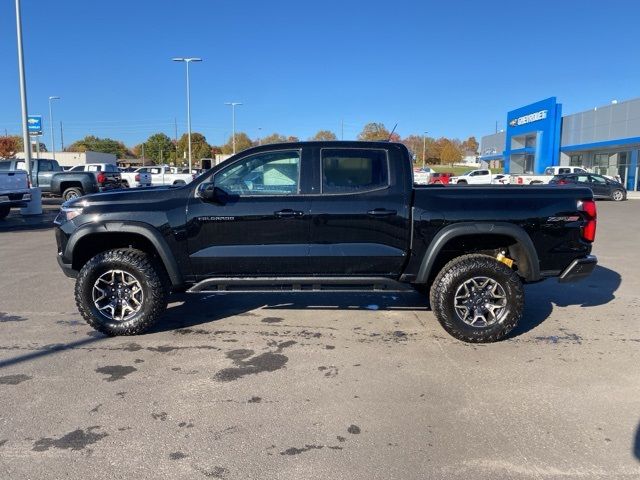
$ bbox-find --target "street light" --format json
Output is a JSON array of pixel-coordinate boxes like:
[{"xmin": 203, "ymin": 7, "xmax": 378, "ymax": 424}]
[
  {"xmin": 172, "ymin": 57, "xmax": 202, "ymax": 172},
  {"xmin": 48, "ymin": 96, "xmax": 60, "ymax": 160},
  {"xmin": 225, "ymin": 102, "xmax": 242, "ymax": 154},
  {"xmin": 14, "ymin": 0, "xmax": 32, "ymax": 183}
]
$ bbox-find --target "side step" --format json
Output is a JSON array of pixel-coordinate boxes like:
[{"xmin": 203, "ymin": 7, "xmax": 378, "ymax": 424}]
[{"xmin": 187, "ymin": 276, "xmax": 415, "ymax": 293}]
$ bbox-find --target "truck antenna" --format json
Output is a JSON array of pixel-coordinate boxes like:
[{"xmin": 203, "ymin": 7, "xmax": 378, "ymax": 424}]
[{"xmin": 388, "ymin": 123, "xmax": 398, "ymax": 141}]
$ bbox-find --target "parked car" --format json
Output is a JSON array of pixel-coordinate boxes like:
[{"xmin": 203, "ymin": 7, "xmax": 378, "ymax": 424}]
[
  {"xmin": 413, "ymin": 166, "xmax": 434, "ymax": 185},
  {"xmin": 511, "ymin": 166, "xmax": 589, "ymax": 185},
  {"xmin": 492, "ymin": 174, "xmax": 511, "ymax": 185},
  {"xmin": 55, "ymin": 141, "xmax": 597, "ymax": 343},
  {"xmin": 134, "ymin": 165, "xmax": 195, "ymax": 186},
  {"xmin": 428, "ymin": 172, "xmax": 453, "ymax": 184},
  {"xmin": 450, "ymin": 169, "xmax": 493, "ymax": 185},
  {"xmin": 549, "ymin": 173, "xmax": 627, "ymax": 201},
  {"xmin": 0, "ymin": 158, "xmax": 121, "ymax": 201},
  {"xmin": 0, "ymin": 170, "xmax": 31, "ymax": 219}
]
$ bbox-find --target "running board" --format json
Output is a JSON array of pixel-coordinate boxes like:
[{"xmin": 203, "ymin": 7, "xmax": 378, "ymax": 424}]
[{"xmin": 187, "ymin": 276, "xmax": 415, "ymax": 293}]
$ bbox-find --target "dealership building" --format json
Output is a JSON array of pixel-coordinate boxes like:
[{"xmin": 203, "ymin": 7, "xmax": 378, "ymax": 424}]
[{"xmin": 480, "ymin": 96, "xmax": 640, "ymax": 191}]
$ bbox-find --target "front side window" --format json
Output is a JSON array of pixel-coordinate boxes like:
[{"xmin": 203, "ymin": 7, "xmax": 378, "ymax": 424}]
[
  {"xmin": 321, "ymin": 148, "xmax": 388, "ymax": 194},
  {"xmin": 590, "ymin": 175, "xmax": 607, "ymax": 184},
  {"xmin": 215, "ymin": 150, "xmax": 300, "ymax": 196},
  {"xmin": 575, "ymin": 175, "xmax": 589, "ymax": 183}
]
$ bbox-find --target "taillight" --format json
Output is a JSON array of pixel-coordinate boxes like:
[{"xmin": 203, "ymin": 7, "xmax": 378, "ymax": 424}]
[
  {"xmin": 97, "ymin": 172, "xmax": 106, "ymax": 184},
  {"xmin": 578, "ymin": 199, "xmax": 597, "ymax": 242},
  {"xmin": 558, "ymin": 179, "xmax": 567, "ymax": 185},
  {"xmin": 517, "ymin": 177, "xmax": 523, "ymax": 184},
  {"xmin": 135, "ymin": 174, "xmax": 140, "ymax": 182}
]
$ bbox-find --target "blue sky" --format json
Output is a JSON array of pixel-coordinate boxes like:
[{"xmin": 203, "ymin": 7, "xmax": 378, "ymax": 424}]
[{"xmin": 1, "ymin": 0, "xmax": 639, "ymax": 149}]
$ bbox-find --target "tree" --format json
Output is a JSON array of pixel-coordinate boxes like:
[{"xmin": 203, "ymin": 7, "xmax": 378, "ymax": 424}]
[
  {"xmin": 440, "ymin": 140, "xmax": 462, "ymax": 165},
  {"xmin": 67, "ymin": 135, "xmax": 130, "ymax": 158},
  {"xmin": 221, "ymin": 132, "xmax": 253, "ymax": 154},
  {"xmin": 259, "ymin": 133, "xmax": 288, "ymax": 145},
  {"xmin": 310, "ymin": 130, "xmax": 337, "ymax": 141},
  {"xmin": 138, "ymin": 133, "xmax": 173, "ymax": 163},
  {"xmin": 461, "ymin": 136, "xmax": 479, "ymax": 154},
  {"xmin": 0, "ymin": 136, "xmax": 19, "ymax": 158},
  {"xmin": 357, "ymin": 123, "xmax": 391, "ymax": 141},
  {"xmin": 176, "ymin": 132, "xmax": 211, "ymax": 164}
]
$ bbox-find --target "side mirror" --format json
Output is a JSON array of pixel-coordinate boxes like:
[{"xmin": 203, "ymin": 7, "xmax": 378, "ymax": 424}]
[{"xmin": 196, "ymin": 182, "xmax": 234, "ymax": 204}]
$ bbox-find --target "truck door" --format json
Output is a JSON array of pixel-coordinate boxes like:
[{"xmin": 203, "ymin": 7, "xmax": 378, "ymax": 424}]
[
  {"xmin": 308, "ymin": 147, "xmax": 411, "ymax": 276},
  {"xmin": 186, "ymin": 147, "xmax": 311, "ymax": 277}
]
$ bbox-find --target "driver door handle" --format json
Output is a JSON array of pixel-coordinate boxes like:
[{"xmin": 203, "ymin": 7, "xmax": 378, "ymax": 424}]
[
  {"xmin": 274, "ymin": 209, "xmax": 304, "ymax": 218},
  {"xmin": 367, "ymin": 208, "xmax": 397, "ymax": 217}
]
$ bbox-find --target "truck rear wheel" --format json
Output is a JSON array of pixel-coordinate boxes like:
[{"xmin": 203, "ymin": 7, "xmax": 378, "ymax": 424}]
[
  {"xmin": 74, "ymin": 248, "xmax": 169, "ymax": 336},
  {"xmin": 429, "ymin": 254, "xmax": 523, "ymax": 343},
  {"xmin": 63, "ymin": 187, "xmax": 83, "ymax": 201}
]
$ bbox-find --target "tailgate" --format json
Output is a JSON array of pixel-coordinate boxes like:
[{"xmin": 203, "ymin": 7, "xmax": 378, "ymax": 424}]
[{"xmin": 0, "ymin": 171, "xmax": 29, "ymax": 193}]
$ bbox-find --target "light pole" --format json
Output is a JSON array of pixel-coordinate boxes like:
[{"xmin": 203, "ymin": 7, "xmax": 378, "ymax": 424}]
[
  {"xmin": 422, "ymin": 131, "xmax": 428, "ymax": 168},
  {"xmin": 172, "ymin": 57, "xmax": 202, "ymax": 173},
  {"xmin": 257, "ymin": 127, "xmax": 262, "ymax": 146},
  {"xmin": 14, "ymin": 0, "xmax": 32, "ymax": 182},
  {"xmin": 48, "ymin": 96, "xmax": 60, "ymax": 160},
  {"xmin": 225, "ymin": 102, "xmax": 242, "ymax": 154}
]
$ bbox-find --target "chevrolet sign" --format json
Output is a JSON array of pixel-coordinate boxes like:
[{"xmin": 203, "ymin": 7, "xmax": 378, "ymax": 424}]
[{"xmin": 509, "ymin": 110, "xmax": 548, "ymax": 127}]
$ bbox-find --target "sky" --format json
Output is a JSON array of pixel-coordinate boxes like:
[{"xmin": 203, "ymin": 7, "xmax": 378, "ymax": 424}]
[{"xmin": 1, "ymin": 0, "xmax": 639, "ymax": 150}]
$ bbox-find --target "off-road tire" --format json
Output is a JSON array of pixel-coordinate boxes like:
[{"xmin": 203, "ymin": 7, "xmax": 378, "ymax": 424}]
[
  {"xmin": 0, "ymin": 205, "xmax": 10, "ymax": 220},
  {"xmin": 429, "ymin": 254, "xmax": 524, "ymax": 343},
  {"xmin": 75, "ymin": 248, "xmax": 170, "ymax": 336},
  {"xmin": 611, "ymin": 189, "xmax": 625, "ymax": 202},
  {"xmin": 63, "ymin": 187, "xmax": 83, "ymax": 201}
]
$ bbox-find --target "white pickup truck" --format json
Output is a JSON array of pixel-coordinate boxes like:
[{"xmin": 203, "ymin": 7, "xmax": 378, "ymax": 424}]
[
  {"xmin": 68, "ymin": 163, "xmax": 151, "ymax": 188},
  {"xmin": 134, "ymin": 165, "xmax": 195, "ymax": 186},
  {"xmin": 0, "ymin": 170, "xmax": 31, "ymax": 219},
  {"xmin": 449, "ymin": 169, "xmax": 493, "ymax": 185}
]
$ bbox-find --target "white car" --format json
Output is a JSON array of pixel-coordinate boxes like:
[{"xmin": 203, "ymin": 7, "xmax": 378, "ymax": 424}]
[
  {"xmin": 135, "ymin": 165, "xmax": 195, "ymax": 186},
  {"xmin": 492, "ymin": 174, "xmax": 511, "ymax": 185},
  {"xmin": 510, "ymin": 166, "xmax": 588, "ymax": 185},
  {"xmin": 450, "ymin": 169, "xmax": 493, "ymax": 185},
  {"xmin": 413, "ymin": 167, "xmax": 434, "ymax": 185}
]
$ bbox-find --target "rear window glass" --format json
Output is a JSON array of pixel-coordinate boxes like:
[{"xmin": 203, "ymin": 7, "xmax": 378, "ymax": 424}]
[
  {"xmin": 0, "ymin": 161, "xmax": 12, "ymax": 170},
  {"xmin": 321, "ymin": 149, "xmax": 388, "ymax": 194}
]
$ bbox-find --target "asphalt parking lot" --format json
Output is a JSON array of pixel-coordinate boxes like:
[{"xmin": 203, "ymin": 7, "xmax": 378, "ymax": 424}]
[{"xmin": 0, "ymin": 200, "xmax": 639, "ymax": 479}]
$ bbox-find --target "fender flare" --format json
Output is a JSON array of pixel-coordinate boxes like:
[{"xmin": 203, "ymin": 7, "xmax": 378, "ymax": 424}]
[
  {"xmin": 65, "ymin": 221, "xmax": 183, "ymax": 286},
  {"xmin": 415, "ymin": 222, "xmax": 540, "ymax": 283}
]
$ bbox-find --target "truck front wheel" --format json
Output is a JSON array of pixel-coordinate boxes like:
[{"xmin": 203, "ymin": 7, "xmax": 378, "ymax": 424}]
[
  {"xmin": 74, "ymin": 248, "xmax": 169, "ymax": 336},
  {"xmin": 429, "ymin": 254, "xmax": 523, "ymax": 343}
]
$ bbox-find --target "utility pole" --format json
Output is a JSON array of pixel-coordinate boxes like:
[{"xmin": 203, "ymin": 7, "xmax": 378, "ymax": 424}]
[
  {"xmin": 60, "ymin": 121, "xmax": 64, "ymax": 151},
  {"xmin": 141, "ymin": 143, "xmax": 145, "ymax": 166},
  {"xmin": 174, "ymin": 117, "xmax": 179, "ymax": 163},
  {"xmin": 14, "ymin": 0, "xmax": 32, "ymax": 183},
  {"xmin": 225, "ymin": 102, "xmax": 242, "ymax": 154},
  {"xmin": 341, "ymin": 119, "xmax": 344, "ymax": 140},
  {"xmin": 495, "ymin": 121, "xmax": 498, "ymax": 134},
  {"xmin": 422, "ymin": 131, "xmax": 428, "ymax": 168},
  {"xmin": 48, "ymin": 96, "xmax": 60, "ymax": 160}
]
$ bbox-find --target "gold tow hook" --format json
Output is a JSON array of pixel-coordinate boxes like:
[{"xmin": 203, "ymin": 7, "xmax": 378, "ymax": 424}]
[{"xmin": 496, "ymin": 252, "xmax": 514, "ymax": 268}]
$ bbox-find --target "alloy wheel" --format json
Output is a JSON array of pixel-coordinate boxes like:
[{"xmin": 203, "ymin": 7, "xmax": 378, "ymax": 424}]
[
  {"xmin": 453, "ymin": 276, "xmax": 508, "ymax": 327},
  {"xmin": 92, "ymin": 269, "xmax": 144, "ymax": 321}
]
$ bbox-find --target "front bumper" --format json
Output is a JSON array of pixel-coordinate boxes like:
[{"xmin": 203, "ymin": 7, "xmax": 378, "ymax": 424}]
[{"xmin": 558, "ymin": 255, "xmax": 597, "ymax": 283}]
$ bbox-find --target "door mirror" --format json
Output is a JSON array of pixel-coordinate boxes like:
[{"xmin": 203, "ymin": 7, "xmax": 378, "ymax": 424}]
[{"xmin": 196, "ymin": 182, "xmax": 233, "ymax": 204}]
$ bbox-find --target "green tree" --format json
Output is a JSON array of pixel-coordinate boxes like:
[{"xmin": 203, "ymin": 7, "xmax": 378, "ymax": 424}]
[
  {"xmin": 221, "ymin": 132, "xmax": 253, "ymax": 154},
  {"xmin": 137, "ymin": 133, "xmax": 174, "ymax": 163},
  {"xmin": 461, "ymin": 136, "xmax": 479, "ymax": 154},
  {"xmin": 310, "ymin": 130, "xmax": 337, "ymax": 141},
  {"xmin": 177, "ymin": 132, "xmax": 211, "ymax": 164},
  {"xmin": 67, "ymin": 135, "xmax": 130, "ymax": 158},
  {"xmin": 357, "ymin": 123, "xmax": 391, "ymax": 141}
]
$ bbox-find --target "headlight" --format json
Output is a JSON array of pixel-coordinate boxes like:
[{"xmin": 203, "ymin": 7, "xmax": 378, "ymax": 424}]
[{"xmin": 60, "ymin": 205, "xmax": 83, "ymax": 221}]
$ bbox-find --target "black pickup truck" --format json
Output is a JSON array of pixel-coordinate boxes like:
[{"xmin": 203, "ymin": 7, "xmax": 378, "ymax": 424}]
[
  {"xmin": 0, "ymin": 158, "xmax": 121, "ymax": 200},
  {"xmin": 54, "ymin": 141, "xmax": 597, "ymax": 342}
]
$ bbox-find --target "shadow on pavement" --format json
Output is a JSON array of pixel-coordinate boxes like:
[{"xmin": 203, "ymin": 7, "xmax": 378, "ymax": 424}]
[
  {"xmin": 510, "ymin": 265, "xmax": 621, "ymax": 337},
  {"xmin": 0, "ymin": 336, "xmax": 107, "ymax": 370},
  {"xmin": 151, "ymin": 291, "xmax": 428, "ymax": 334},
  {"xmin": 0, "ymin": 210, "xmax": 58, "ymax": 232}
]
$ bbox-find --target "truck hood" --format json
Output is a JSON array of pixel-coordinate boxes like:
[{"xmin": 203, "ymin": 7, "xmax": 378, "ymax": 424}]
[{"xmin": 63, "ymin": 185, "xmax": 186, "ymax": 209}]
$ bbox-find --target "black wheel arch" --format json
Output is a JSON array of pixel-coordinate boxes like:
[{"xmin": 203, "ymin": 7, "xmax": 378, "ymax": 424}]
[
  {"xmin": 64, "ymin": 221, "xmax": 184, "ymax": 287},
  {"xmin": 415, "ymin": 222, "xmax": 541, "ymax": 284}
]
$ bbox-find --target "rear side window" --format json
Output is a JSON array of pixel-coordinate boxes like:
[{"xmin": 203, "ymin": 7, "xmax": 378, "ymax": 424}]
[
  {"xmin": 558, "ymin": 168, "xmax": 571, "ymax": 174},
  {"xmin": 321, "ymin": 148, "xmax": 388, "ymax": 194},
  {"xmin": 0, "ymin": 161, "xmax": 12, "ymax": 170}
]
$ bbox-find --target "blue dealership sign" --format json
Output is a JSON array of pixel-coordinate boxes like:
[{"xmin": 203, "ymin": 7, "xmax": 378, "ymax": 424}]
[
  {"xmin": 27, "ymin": 115, "xmax": 43, "ymax": 136},
  {"xmin": 504, "ymin": 98, "xmax": 562, "ymax": 174}
]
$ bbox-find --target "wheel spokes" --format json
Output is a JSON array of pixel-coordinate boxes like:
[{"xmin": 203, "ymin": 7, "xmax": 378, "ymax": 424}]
[{"xmin": 453, "ymin": 276, "xmax": 508, "ymax": 328}]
